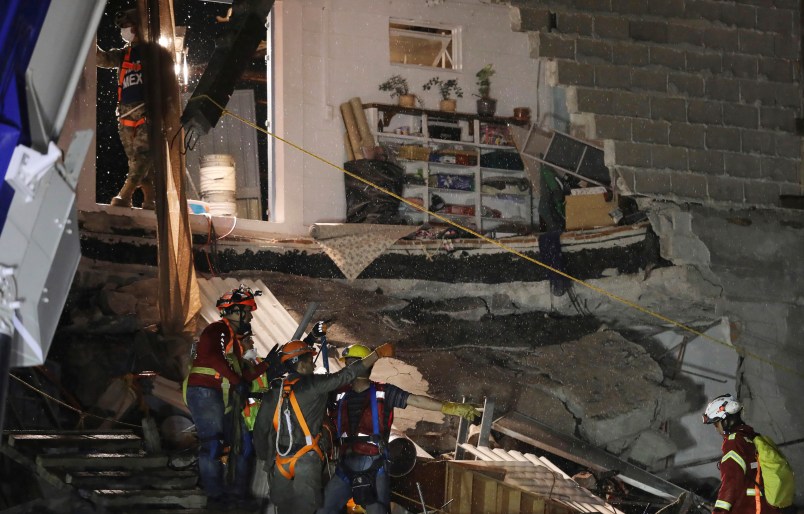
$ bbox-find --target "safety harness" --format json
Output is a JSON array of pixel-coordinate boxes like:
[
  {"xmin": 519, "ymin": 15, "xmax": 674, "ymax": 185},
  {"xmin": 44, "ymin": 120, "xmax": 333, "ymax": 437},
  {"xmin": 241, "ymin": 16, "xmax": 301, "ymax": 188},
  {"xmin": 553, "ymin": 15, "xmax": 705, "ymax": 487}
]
[
  {"xmin": 117, "ymin": 46, "xmax": 146, "ymax": 128},
  {"xmin": 273, "ymin": 377, "xmax": 323, "ymax": 479},
  {"xmin": 335, "ymin": 383, "xmax": 391, "ymax": 456}
]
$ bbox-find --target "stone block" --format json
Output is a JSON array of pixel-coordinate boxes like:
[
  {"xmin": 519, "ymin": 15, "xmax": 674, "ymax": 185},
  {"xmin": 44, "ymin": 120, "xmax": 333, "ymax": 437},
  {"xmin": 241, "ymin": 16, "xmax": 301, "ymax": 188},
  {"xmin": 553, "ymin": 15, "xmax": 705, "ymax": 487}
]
[
  {"xmin": 569, "ymin": 87, "xmax": 616, "ymax": 115},
  {"xmin": 738, "ymin": 29, "xmax": 776, "ymax": 55},
  {"xmin": 668, "ymin": 72, "xmax": 705, "ymax": 97},
  {"xmin": 723, "ymin": 53, "xmax": 758, "ymax": 78},
  {"xmin": 650, "ymin": 97, "xmax": 687, "ymax": 122},
  {"xmin": 758, "ymin": 58, "xmax": 795, "ymax": 82},
  {"xmin": 594, "ymin": 15, "xmax": 630, "ymax": 39},
  {"xmin": 773, "ymin": 133, "xmax": 801, "ymax": 158},
  {"xmin": 721, "ymin": 4, "xmax": 761, "ymax": 29},
  {"xmin": 703, "ymin": 27, "xmax": 740, "ymax": 52},
  {"xmin": 529, "ymin": 32, "xmax": 576, "ymax": 59},
  {"xmin": 687, "ymin": 99, "xmax": 723, "ymax": 124},
  {"xmin": 668, "ymin": 25, "xmax": 704, "ymax": 46},
  {"xmin": 556, "ymin": 12, "xmax": 594, "ymax": 35},
  {"xmin": 741, "ymin": 129, "xmax": 775, "ymax": 154},
  {"xmin": 429, "ymin": 297, "xmax": 489, "ymax": 321},
  {"xmin": 577, "ymin": 38, "xmax": 613, "ymax": 62},
  {"xmin": 686, "ymin": 0, "xmax": 722, "ymax": 23},
  {"xmin": 592, "ymin": 114, "xmax": 632, "ymax": 140},
  {"xmin": 741, "ymin": 80, "xmax": 796, "ymax": 106},
  {"xmin": 707, "ymin": 175, "xmax": 745, "ymax": 202},
  {"xmin": 626, "ymin": 430, "xmax": 678, "ymax": 467},
  {"xmin": 631, "ymin": 69, "xmax": 668, "ymax": 92},
  {"xmin": 689, "ymin": 148, "xmax": 725, "ymax": 174},
  {"xmin": 612, "ymin": 141, "xmax": 652, "ymax": 167},
  {"xmin": 611, "ymin": 0, "xmax": 648, "ymax": 14},
  {"xmin": 629, "ymin": 20, "xmax": 668, "ymax": 43},
  {"xmin": 574, "ymin": 0, "xmax": 614, "ymax": 11},
  {"xmin": 744, "ymin": 180, "xmax": 782, "ymax": 206},
  {"xmin": 760, "ymin": 106, "xmax": 797, "ymax": 132},
  {"xmin": 650, "ymin": 47, "xmax": 686, "ymax": 69},
  {"xmin": 780, "ymin": 182, "xmax": 803, "ymax": 196},
  {"xmin": 652, "ymin": 146, "xmax": 689, "ymax": 170},
  {"xmin": 612, "ymin": 41, "xmax": 649, "ymax": 65},
  {"xmin": 648, "ymin": 0, "xmax": 684, "ymax": 16},
  {"xmin": 774, "ymin": 35, "xmax": 799, "ymax": 58},
  {"xmin": 594, "ymin": 64, "xmax": 631, "ymax": 89},
  {"xmin": 634, "ymin": 169, "xmax": 673, "ymax": 193},
  {"xmin": 723, "ymin": 103, "xmax": 759, "ymax": 128},
  {"xmin": 705, "ymin": 76, "xmax": 741, "ymax": 102},
  {"xmin": 613, "ymin": 91, "xmax": 651, "ymax": 117},
  {"xmin": 724, "ymin": 152, "xmax": 762, "ymax": 178},
  {"xmin": 756, "ymin": 8, "xmax": 794, "ymax": 34},
  {"xmin": 632, "ymin": 119, "xmax": 670, "ymax": 144},
  {"xmin": 706, "ymin": 126, "xmax": 742, "ymax": 151},
  {"xmin": 549, "ymin": 60, "xmax": 595, "ymax": 87},
  {"xmin": 761, "ymin": 156, "xmax": 800, "ymax": 183},
  {"xmin": 515, "ymin": 6, "xmax": 553, "ymax": 32},
  {"xmin": 671, "ymin": 171, "xmax": 708, "ymax": 199},
  {"xmin": 687, "ymin": 50, "xmax": 722, "ymax": 74},
  {"xmin": 773, "ymin": 0, "xmax": 798, "ymax": 8},
  {"xmin": 614, "ymin": 166, "xmax": 636, "ymax": 192},
  {"xmin": 669, "ymin": 123, "xmax": 706, "ymax": 149},
  {"xmin": 515, "ymin": 385, "xmax": 577, "ymax": 435}
]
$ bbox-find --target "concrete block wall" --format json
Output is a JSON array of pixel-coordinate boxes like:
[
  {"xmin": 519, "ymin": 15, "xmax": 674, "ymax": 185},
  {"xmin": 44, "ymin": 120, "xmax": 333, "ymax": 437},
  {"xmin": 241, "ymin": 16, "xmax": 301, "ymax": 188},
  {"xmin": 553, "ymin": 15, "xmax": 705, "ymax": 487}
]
[{"xmin": 511, "ymin": 0, "xmax": 802, "ymax": 207}]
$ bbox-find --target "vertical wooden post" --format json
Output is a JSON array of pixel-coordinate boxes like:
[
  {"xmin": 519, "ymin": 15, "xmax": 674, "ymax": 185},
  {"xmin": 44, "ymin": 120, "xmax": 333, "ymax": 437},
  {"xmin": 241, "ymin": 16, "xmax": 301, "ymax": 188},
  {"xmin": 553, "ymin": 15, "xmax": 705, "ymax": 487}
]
[
  {"xmin": 478, "ymin": 397, "xmax": 495, "ymax": 447},
  {"xmin": 454, "ymin": 395, "xmax": 470, "ymax": 460},
  {"xmin": 140, "ymin": 0, "xmax": 200, "ymax": 338}
]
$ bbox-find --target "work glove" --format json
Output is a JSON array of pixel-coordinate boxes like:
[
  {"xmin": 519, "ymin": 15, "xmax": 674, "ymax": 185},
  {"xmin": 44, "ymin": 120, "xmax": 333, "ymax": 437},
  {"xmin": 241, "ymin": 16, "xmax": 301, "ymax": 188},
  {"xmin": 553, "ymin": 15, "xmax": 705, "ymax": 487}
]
[
  {"xmin": 265, "ymin": 345, "xmax": 284, "ymax": 380},
  {"xmin": 303, "ymin": 320, "xmax": 328, "ymax": 345},
  {"xmin": 374, "ymin": 342, "xmax": 395, "ymax": 359},
  {"xmin": 441, "ymin": 402, "xmax": 480, "ymax": 421}
]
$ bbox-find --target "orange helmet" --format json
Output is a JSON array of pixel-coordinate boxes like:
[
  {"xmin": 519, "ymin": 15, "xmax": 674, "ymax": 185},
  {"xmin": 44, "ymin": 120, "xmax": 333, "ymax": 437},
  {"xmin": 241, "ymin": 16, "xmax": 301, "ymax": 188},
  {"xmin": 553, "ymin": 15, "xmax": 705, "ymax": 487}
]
[
  {"xmin": 217, "ymin": 284, "xmax": 261, "ymax": 313},
  {"xmin": 280, "ymin": 340, "xmax": 317, "ymax": 364}
]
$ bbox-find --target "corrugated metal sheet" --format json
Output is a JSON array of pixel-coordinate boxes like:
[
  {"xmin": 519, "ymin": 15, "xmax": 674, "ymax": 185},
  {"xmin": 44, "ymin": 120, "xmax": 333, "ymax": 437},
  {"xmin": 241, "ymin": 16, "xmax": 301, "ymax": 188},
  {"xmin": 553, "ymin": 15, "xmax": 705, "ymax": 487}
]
[{"xmin": 458, "ymin": 444, "xmax": 625, "ymax": 514}]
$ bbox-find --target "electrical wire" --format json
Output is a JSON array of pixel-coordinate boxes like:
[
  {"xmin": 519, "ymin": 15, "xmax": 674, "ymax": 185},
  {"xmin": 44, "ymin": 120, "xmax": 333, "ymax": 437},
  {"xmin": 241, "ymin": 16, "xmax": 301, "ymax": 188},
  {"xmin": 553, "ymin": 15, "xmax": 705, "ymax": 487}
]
[{"xmin": 183, "ymin": 94, "xmax": 804, "ymax": 380}]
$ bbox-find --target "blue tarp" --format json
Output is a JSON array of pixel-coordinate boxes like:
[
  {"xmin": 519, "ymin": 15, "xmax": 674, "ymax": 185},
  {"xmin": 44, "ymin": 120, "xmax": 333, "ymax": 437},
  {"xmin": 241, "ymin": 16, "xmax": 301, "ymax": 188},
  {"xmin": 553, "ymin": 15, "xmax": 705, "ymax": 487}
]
[{"xmin": 0, "ymin": 0, "xmax": 51, "ymax": 235}]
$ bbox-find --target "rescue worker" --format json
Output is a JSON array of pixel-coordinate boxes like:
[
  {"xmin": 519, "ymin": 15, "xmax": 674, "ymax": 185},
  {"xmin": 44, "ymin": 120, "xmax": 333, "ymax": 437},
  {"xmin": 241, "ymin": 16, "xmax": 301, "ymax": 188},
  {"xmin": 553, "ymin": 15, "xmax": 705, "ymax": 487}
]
[
  {"xmin": 318, "ymin": 344, "xmax": 480, "ymax": 514},
  {"xmin": 702, "ymin": 394, "xmax": 781, "ymax": 514},
  {"xmin": 252, "ymin": 340, "xmax": 396, "ymax": 514},
  {"xmin": 96, "ymin": 8, "xmax": 155, "ymax": 209},
  {"xmin": 185, "ymin": 285, "xmax": 281, "ymax": 510}
]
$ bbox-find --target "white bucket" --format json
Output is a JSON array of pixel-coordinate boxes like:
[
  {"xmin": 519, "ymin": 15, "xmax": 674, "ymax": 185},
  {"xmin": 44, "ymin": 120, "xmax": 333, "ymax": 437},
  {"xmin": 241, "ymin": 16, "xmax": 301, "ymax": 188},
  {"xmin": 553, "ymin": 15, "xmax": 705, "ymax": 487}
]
[{"xmin": 199, "ymin": 154, "xmax": 237, "ymax": 216}]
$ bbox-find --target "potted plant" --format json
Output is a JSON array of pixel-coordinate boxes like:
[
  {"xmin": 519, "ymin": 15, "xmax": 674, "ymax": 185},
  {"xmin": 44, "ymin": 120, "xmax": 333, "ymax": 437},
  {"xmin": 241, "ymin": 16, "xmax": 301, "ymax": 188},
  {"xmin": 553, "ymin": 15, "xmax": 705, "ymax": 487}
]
[
  {"xmin": 475, "ymin": 64, "xmax": 497, "ymax": 117},
  {"xmin": 379, "ymin": 74, "xmax": 416, "ymax": 107},
  {"xmin": 422, "ymin": 77, "xmax": 463, "ymax": 112}
]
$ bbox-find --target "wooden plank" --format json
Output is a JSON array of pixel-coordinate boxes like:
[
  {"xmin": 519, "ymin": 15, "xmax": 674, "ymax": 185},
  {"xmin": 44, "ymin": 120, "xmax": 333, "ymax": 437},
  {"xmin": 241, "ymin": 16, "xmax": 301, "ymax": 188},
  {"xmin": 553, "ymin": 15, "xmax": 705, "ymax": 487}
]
[
  {"xmin": 8, "ymin": 432, "xmax": 142, "ymax": 452},
  {"xmin": 498, "ymin": 485, "xmax": 522, "ymax": 514},
  {"xmin": 37, "ymin": 452, "xmax": 168, "ymax": 470},
  {"xmin": 471, "ymin": 473, "xmax": 497, "ymax": 514},
  {"xmin": 91, "ymin": 488, "xmax": 207, "ymax": 508},
  {"xmin": 65, "ymin": 469, "xmax": 197, "ymax": 490}
]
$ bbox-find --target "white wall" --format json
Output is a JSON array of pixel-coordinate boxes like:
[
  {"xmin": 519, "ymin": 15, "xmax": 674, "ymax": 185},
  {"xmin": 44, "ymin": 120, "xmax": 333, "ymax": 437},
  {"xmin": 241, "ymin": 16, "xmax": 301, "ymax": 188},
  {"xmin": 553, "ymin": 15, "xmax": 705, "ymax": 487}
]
[{"xmin": 273, "ymin": 0, "xmax": 540, "ymax": 234}]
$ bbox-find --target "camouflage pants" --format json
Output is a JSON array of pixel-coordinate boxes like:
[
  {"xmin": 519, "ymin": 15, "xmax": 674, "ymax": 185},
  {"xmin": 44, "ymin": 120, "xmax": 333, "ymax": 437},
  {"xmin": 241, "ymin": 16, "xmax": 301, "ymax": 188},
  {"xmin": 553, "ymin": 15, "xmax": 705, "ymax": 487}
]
[{"xmin": 118, "ymin": 111, "xmax": 153, "ymax": 186}]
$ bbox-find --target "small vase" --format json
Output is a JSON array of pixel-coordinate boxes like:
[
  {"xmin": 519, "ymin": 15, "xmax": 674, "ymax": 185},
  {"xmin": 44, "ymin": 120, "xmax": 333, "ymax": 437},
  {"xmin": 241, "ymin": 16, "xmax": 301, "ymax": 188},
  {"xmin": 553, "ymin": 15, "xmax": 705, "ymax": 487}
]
[
  {"xmin": 398, "ymin": 94, "xmax": 416, "ymax": 108},
  {"xmin": 476, "ymin": 97, "xmax": 497, "ymax": 117},
  {"xmin": 439, "ymin": 99, "xmax": 457, "ymax": 112}
]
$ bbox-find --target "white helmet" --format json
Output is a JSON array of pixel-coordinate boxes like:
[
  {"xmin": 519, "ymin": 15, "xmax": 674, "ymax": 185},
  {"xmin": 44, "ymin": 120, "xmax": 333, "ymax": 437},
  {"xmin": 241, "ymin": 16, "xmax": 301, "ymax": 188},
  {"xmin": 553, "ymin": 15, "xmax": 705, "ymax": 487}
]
[{"xmin": 702, "ymin": 394, "xmax": 742, "ymax": 424}]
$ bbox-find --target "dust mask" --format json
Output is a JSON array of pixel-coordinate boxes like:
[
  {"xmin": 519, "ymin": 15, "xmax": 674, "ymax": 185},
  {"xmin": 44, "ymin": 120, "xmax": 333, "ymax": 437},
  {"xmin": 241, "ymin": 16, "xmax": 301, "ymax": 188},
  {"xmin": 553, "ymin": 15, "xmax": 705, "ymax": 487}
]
[
  {"xmin": 243, "ymin": 349, "xmax": 258, "ymax": 362},
  {"xmin": 121, "ymin": 27, "xmax": 135, "ymax": 43}
]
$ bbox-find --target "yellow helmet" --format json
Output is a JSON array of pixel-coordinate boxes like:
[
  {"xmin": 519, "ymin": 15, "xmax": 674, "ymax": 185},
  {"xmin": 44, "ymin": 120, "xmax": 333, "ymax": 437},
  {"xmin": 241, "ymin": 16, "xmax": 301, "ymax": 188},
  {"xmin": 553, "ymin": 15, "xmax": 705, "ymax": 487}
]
[{"xmin": 340, "ymin": 344, "xmax": 371, "ymax": 361}]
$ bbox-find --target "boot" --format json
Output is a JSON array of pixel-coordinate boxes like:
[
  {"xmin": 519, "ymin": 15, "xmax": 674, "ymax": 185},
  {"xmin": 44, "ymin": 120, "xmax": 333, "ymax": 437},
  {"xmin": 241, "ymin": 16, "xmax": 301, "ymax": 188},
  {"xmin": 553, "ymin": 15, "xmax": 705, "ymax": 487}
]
[
  {"xmin": 110, "ymin": 178, "xmax": 137, "ymax": 207},
  {"xmin": 139, "ymin": 181, "xmax": 156, "ymax": 210}
]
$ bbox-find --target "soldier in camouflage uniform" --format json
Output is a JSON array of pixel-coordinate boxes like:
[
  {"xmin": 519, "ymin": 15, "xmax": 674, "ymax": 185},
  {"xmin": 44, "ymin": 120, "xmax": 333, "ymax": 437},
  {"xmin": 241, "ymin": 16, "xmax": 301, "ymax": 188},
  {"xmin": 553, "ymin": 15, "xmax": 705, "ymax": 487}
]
[{"xmin": 97, "ymin": 8, "xmax": 155, "ymax": 209}]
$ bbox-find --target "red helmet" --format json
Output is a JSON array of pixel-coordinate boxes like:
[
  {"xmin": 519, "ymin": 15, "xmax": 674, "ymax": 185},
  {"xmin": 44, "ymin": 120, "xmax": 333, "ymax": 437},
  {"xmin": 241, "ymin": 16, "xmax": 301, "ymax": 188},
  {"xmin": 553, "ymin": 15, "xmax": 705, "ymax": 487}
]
[
  {"xmin": 216, "ymin": 284, "xmax": 261, "ymax": 313},
  {"xmin": 280, "ymin": 340, "xmax": 317, "ymax": 364}
]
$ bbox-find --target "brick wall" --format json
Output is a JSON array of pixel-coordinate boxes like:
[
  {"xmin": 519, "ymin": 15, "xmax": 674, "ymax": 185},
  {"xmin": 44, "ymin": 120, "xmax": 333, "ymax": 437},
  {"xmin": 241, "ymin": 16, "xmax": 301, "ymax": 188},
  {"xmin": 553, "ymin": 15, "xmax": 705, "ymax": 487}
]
[{"xmin": 511, "ymin": 0, "xmax": 802, "ymax": 207}]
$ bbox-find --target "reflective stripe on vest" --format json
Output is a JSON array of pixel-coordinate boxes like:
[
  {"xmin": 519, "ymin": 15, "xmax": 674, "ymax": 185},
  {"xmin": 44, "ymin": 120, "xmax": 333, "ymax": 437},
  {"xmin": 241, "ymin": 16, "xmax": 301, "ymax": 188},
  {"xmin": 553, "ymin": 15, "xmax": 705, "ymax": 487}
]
[
  {"xmin": 120, "ymin": 117, "xmax": 146, "ymax": 127},
  {"xmin": 722, "ymin": 450, "xmax": 747, "ymax": 473},
  {"xmin": 715, "ymin": 500, "xmax": 732, "ymax": 511},
  {"xmin": 272, "ymin": 378, "xmax": 323, "ymax": 479}
]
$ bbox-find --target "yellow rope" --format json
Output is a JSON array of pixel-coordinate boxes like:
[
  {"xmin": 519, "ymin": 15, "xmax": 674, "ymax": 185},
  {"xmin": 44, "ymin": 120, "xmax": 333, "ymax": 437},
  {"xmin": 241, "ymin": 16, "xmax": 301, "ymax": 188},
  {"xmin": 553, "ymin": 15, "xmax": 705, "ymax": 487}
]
[
  {"xmin": 185, "ymin": 95, "xmax": 802, "ymax": 379},
  {"xmin": 9, "ymin": 373, "xmax": 142, "ymax": 429}
]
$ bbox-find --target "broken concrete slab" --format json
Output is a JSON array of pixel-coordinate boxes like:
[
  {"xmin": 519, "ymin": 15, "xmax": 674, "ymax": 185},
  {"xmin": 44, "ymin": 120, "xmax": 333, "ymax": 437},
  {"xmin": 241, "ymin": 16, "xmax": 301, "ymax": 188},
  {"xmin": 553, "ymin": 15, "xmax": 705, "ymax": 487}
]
[
  {"xmin": 515, "ymin": 384, "xmax": 577, "ymax": 435},
  {"xmin": 626, "ymin": 429, "xmax": 678, "ymax": 470}
]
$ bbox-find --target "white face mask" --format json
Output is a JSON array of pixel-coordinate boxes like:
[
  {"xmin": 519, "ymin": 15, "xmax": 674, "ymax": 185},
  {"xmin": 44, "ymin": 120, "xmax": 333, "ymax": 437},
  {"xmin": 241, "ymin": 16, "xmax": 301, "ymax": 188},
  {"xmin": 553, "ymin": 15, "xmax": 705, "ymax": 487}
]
[
  {"xmin": 121, "ymin": 27, "xmax": 135, "ymax": 43},
  {"xmin": 243, "ymin": 349, "xmax": 258, "ymax": 362}
]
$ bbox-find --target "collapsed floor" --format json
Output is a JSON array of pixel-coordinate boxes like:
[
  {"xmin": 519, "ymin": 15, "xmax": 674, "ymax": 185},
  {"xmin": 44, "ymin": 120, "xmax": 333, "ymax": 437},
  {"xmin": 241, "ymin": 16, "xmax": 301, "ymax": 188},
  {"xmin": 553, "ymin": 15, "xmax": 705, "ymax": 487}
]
[{"xmin": 2, "ymin": 264, "xmax": 714, "ymax": 512}]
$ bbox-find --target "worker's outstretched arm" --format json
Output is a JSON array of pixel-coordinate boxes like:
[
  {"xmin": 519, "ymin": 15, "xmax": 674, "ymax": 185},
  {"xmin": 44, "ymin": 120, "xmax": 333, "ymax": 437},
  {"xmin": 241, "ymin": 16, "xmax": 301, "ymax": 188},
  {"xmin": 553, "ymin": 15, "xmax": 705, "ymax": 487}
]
[{"xmin": 408, "ymin": 395, "xmax": 480, "ymax": 421}]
